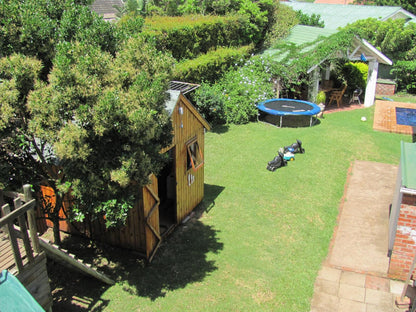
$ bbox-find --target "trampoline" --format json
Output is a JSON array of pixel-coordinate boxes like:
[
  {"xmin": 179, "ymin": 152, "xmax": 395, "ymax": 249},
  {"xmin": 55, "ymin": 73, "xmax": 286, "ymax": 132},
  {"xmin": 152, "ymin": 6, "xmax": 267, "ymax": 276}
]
[{"xmin": 257, "ymin": 98, "xmax": 321, "ymax": 127}]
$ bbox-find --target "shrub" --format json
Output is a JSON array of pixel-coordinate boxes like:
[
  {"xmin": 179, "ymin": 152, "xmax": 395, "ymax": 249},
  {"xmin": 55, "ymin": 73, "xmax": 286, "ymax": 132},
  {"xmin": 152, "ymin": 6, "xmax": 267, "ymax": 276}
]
[
  {"xmin": 316, "ymin": 91, "xmax": 326, "ymax": 104},
  {"xmin": 193, "ymin": 55, "xmax": 275, "ymax": 124},
  {"xmin": 263, "ymin": 3, "xmax": 298, "ymax": 48},
  {"xmin": 343, "ymin": 61, "xmax": 368, "ymax": 93},
  {"xmin": 295, "ymin": 10, "xmax": 324, "ymax": 28},
  {"xmin": 192, "ymin": 83, "xmax": 227, "ymax": 125},
  {"xmin": 392, "ymin": 60, "xmax": 416, "ymax": 94}
]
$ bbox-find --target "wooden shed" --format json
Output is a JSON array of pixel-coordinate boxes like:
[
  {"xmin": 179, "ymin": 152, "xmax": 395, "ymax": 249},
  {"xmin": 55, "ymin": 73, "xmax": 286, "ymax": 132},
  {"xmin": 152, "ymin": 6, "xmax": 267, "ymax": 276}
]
[{"xmin": 38, "ymin": 88, "xmax": 210, "ymax": 261}]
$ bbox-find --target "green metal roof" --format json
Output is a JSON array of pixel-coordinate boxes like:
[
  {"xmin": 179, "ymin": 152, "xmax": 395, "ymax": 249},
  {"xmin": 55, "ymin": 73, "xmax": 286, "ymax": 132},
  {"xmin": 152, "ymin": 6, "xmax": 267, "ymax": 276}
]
[
  {"xmin": 283, "ymin": 2, "xmax": 415, "ymax": 30},
  {"xmin": 401, "ymin": 141, "xmax": 416, "ymax": 190},
  {"xmin": 285, "ymin": 25, "xmax": 337, "ymax": 46},
  {"xmin": 263, "ymin": 25, "xmax": 337, "ymax": 62}
]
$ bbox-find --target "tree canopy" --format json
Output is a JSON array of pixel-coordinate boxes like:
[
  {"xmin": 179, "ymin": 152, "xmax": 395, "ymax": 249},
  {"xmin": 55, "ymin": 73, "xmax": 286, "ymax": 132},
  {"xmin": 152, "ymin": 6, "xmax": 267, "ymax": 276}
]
[
  {"xmin": 0, "ymin": 0, "xmax": 119, "ymax": 78},
  {"xmin": 344, "ymin": 18, "xmax": 416, "ymax": 93}
]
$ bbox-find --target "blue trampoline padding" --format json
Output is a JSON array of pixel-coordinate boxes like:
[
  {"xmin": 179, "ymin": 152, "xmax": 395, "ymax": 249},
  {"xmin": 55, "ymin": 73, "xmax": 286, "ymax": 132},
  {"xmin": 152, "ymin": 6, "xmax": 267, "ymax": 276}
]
[
  {"xmin": 0, "ymin": 270, "xmax": 45, "ymax": 312},
  {"xmin": 257, "ymin": 98, "xmax": 321, "ymax": 116}
]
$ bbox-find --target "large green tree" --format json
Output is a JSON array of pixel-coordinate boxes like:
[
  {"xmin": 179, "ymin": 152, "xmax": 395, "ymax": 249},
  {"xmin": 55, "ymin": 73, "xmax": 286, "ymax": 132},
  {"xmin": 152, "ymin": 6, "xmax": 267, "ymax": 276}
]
[
  {"xmin": 0, "ymin": 0, "xmax": 119, "ymax": 78},
  {"xmin": 0, "ymin": 0, "xmax": 175, "ymax": 243},
  {"xmin": 0, "ymin": 37, "xmax": 174, "ymax": 243}
]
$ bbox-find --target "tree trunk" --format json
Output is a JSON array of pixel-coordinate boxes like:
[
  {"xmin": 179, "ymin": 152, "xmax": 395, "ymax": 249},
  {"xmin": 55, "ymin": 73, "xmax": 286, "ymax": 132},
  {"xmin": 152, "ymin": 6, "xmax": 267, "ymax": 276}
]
[
  {"xmin": 52, "ymin": 215, "xmax": 61, "ymax": 245},
  {"xmin": 51, "ymin": 193, "xmax": 63, "ymax": 245}
]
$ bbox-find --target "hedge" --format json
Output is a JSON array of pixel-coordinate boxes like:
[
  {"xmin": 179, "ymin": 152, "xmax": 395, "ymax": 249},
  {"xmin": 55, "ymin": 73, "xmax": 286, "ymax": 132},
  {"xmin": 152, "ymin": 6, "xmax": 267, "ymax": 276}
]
[
  {"xmin": 142, "ymin": 14, "xmax": 253, "ymax": 60},
  {"xmin": 172, "ymin": 44, "xmax": 255, "ymax": 84}
]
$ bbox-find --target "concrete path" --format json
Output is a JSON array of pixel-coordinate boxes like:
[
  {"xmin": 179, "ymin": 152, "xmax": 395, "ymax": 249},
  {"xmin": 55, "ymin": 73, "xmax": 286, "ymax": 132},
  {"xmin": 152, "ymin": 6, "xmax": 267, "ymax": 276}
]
[{"xmin": 310, "ymin": 160, "xmax": 409, "ymax": 312}]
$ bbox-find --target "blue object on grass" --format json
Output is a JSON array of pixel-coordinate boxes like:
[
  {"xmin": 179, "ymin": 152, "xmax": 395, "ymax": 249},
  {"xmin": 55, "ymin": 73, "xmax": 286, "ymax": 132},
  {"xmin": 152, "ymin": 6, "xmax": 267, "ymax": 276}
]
[
  {"xmin": 0, "ymin": 270, "xmax": 45, "ymax": 312},
  {"xmin": 257, "ymin": 98, "xmax": 321, "ymax": 116},
  {"xmin": 381, "ymin": 96, "xmax": 394, "ymax": 101},
  {"xmin": 257, "ymin": 98, "xmax": 321, "ymax": 127}
]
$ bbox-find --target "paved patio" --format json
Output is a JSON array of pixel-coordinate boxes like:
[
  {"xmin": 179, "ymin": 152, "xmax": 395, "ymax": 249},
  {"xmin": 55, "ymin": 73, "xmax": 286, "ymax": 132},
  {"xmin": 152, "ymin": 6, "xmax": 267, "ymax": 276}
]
[{"xmin": 309, "ymin": 160, "xmax": 410, "ymax": 312}]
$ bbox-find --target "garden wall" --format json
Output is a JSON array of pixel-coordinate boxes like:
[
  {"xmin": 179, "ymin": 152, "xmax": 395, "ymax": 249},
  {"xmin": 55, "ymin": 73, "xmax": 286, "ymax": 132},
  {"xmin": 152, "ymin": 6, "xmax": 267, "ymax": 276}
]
[
  {"xmin": 388, "ymin": 193, "xmax": 416, "ymax": 280},
  {"xmin": 376, "ymin": 79, "xmax": 396, "ymax": 96}
]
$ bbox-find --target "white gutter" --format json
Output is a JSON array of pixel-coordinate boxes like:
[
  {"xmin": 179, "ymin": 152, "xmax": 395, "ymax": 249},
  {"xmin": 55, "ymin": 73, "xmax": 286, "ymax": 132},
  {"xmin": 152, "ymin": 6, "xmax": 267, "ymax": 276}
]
[{"xmin": 401, "ymin": 187, "xmax": 416, "ymax": 196}]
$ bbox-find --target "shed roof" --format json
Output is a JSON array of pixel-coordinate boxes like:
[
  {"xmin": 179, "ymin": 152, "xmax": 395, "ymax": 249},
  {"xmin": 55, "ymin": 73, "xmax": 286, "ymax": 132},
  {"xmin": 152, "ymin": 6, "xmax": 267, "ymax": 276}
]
[
  {"xmin": 314, "ymin": 0, "xmax": 354, "ymax": 4},
  {"xmin": 263, "ymin": 25, "xmax": 392, "ymax": 70},
  {"xmin": 263, "ymin": 25, "xmax": 336, "ymax": 63},
  {"xmin": 165, "ymin": 90, "xmax": 210, "ymax": 130},
  {"xmin": 401, "ymin": 141, "xmax": 416, "ymax": 190},
  {"xmin": 285, "ymin": 25, "xmax": 337, "ymax": 46},
  {"xmin": 283, "ymin": 2, "xmax": 415, "ymax": 29}
]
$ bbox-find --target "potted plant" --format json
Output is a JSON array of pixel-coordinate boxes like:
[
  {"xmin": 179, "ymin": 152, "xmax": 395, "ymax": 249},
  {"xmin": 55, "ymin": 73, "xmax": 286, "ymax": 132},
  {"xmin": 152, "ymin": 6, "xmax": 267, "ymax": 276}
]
[
  {"xmin": 316, "ymin": 91, "xmax": 326, "ymax": 105},
  {"xmin": 315, "ymin": 91, "xmax": 326, "ymax": 118}
]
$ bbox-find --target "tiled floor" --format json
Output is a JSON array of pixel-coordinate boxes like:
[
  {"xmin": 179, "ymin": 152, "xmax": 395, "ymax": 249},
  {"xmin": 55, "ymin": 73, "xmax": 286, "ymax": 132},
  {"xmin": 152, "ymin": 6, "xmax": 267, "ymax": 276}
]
[{"xmin": 311, "ymin": 266, "xmax": 406, "ymax": 312}]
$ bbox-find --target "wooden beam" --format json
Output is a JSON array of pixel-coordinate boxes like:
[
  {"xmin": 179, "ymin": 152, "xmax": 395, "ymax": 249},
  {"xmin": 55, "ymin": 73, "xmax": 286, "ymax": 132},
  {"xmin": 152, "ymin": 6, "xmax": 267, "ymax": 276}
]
[
  {"xmin": 38, "ymin": 237, "xmax": 115, "ymax": 285},
  {"xmin": 0, "ymin": 199, "xmax": 36, "ymax": 228}
]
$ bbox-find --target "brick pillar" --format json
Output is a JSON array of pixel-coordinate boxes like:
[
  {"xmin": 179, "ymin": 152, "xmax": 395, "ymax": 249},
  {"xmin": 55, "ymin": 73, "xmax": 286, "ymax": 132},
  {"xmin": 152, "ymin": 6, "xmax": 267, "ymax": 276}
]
[{"xmin": 388, "ymin": 193, "xmax": 416, "ymax": 280}]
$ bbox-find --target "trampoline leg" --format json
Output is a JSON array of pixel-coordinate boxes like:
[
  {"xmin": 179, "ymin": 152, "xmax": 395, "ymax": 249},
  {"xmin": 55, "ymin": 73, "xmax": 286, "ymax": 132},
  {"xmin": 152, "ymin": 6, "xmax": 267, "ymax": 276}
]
[{"xmin": 280, "ymin": 116, "xmax": 282, "ymax": 128}]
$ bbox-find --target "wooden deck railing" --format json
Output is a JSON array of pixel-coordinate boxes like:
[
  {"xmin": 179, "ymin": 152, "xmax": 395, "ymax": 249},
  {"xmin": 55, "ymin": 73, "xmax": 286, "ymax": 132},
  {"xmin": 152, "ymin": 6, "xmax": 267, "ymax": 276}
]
[{"xmin": 0, "ymin": 184, "xmax": 40, "ymax": 273}]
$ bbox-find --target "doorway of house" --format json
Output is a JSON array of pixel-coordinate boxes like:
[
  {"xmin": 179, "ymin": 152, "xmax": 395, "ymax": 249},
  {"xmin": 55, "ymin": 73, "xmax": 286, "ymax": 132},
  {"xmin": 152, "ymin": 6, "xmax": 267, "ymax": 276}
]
[{"xmin": 157, "ymin": 147, "xmax": 177, "ymax": 236}]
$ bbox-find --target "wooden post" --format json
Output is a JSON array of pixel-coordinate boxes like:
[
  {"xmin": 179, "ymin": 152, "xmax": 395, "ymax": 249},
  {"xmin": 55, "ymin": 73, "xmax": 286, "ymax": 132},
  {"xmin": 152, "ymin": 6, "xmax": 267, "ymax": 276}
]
[
  {"xmin": 0, "ymin": 189, "xmax": 4, "ymax": 216},
  {"xmin": 14, "ymin": 198, "xmax": 34, "ymax": 263},
  {"xmin": 24, "ymin": 184, "xmax": 40, "ymax": 254},
  {"xmin": 364, "ymin": 60, "xmax": 379, "ymax": 107},
  {"xmin": 1, "ymin": 204, "xmax": 24, "ymax": 272}
]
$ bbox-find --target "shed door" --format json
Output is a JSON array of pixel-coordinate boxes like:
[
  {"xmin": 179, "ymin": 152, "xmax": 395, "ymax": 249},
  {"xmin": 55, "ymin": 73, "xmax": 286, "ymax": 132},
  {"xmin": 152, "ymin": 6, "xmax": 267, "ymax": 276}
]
[{"xmin": 143, "ymin": 174, "xmax": 161, "ymax": 262}]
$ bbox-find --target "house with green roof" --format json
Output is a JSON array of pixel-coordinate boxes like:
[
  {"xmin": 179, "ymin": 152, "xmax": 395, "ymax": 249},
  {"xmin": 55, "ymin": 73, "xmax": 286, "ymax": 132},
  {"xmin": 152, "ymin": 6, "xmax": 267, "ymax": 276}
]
[{"xmin": 283, "ymin": 2, "xmax": 416, "ymax": 30}]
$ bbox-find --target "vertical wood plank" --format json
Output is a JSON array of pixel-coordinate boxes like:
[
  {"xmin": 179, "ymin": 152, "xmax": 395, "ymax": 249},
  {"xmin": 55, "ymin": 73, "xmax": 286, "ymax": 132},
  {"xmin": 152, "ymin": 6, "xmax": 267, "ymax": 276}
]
[
  {"xmin": 2, "ymin": 204, "xmax": 24, "ymax": 272},
  {"xmin": 0, "ymin": 190, "xmax": 4, "ymax": 217},
  {"xmin": 24, "ymin": 185, "xmax": 41, "ymax": 254}
]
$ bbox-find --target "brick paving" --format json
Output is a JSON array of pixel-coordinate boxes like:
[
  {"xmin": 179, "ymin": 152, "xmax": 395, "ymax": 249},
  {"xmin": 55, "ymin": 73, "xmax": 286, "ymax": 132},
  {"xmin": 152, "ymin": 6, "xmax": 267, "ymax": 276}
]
[
  {"xmin": 373, "ymin": 100, "xmax": 416, "ymax": 134},
  {"xmin": 309, "ymin": 160, "xmax": 411, "ymax": 312}
]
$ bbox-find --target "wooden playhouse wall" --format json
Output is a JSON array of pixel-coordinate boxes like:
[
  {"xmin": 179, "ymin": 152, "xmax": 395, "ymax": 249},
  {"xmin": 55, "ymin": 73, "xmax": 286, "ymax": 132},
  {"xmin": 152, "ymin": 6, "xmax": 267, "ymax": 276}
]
[
  {"xmin": 38, "ymin": 182, "xmax": 151, "ymax": 255},
  {"xmin": 170, "ymin": 93, "xmax": 208, "ymax": 222}
]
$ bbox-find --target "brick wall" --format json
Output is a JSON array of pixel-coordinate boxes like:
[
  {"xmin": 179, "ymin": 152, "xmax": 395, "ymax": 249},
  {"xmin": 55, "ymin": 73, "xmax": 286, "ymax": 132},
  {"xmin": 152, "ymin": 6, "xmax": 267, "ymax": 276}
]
[
  {"xmin": 388, "ymin": 193, "xmax": 416, "ymax": 280},
  {"xmin": 376, "ymin": 82, "xmax": 396, "ymax": 96}
]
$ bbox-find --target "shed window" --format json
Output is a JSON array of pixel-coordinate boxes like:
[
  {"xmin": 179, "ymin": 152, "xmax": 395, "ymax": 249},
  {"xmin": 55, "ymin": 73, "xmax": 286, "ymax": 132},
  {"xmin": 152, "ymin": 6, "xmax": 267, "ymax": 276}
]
[{"xmin": 186, "ymin": 138, "xmax": 204, "ymax": 171}]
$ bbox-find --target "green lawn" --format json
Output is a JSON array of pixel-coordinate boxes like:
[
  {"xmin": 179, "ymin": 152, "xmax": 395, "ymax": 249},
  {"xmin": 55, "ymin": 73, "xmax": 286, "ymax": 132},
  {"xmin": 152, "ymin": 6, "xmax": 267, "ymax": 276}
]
[
  {"xmin": 377, "ymin": 92, "xmax": 416, "ymax": 103},
  {"xmin": 57, "ymin": 106, "xmax": 411, "ymax": 312}
]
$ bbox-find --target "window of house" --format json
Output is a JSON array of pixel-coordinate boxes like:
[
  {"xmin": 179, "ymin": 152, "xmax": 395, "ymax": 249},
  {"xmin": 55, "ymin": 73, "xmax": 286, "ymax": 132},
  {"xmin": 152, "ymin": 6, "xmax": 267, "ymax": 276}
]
[{"xmin": 186, "ymin": 138, "xmax": 204, "ymax": 171}]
